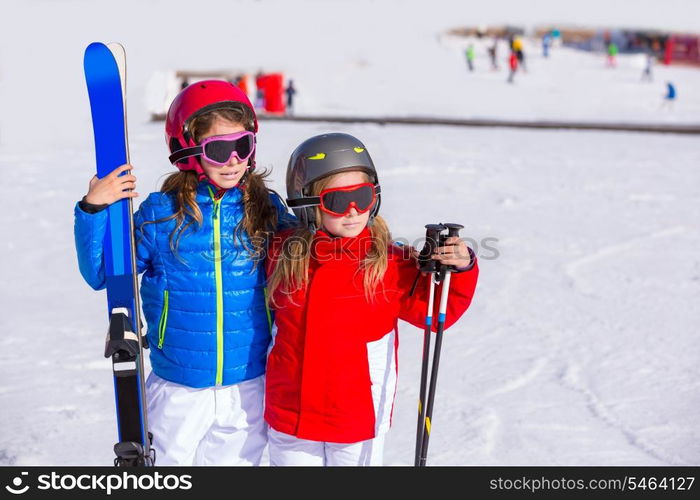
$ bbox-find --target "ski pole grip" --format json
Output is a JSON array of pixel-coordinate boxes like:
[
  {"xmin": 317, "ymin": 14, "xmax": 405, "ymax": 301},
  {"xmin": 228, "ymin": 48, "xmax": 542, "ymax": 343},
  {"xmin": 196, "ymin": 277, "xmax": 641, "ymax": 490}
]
[
  {"xmin": 444, "ymin": 223, "xmax": 464, "ymax": 239},
  {"xmin": 419, "ymin": 223, "xmax": 445, "ymax": 273}
]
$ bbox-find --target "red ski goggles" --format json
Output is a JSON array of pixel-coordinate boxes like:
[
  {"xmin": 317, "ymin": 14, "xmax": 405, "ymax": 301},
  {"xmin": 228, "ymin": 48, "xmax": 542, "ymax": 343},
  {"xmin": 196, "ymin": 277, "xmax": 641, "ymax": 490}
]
[
  {"xmin": 288, "ymin": 182, "xmax": 380, "ymax": 217},
  {"xmin": 169, "ymin": 131, "xmax": 256, "ymax": 166}
]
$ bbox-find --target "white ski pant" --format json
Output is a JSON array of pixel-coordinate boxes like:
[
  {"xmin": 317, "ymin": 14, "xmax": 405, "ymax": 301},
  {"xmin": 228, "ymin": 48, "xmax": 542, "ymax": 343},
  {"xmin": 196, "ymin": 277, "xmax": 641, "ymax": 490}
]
[
  {"xmin": 268, "ymin": 427, "xmax": 386, "ymax": 466},
  {"xmin": 267, "ymin": 330, "xmax": 397, "ymax": 466},
  {"xmin": 145, "ymin": 372, "xmax": 267, "ymax": 466}
]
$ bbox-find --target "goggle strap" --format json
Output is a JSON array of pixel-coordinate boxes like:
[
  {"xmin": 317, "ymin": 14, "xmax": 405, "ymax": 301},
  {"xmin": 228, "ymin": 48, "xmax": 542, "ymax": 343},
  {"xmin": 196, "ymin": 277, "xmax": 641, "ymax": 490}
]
[
  {"xmin": 287, "ymin": 196, "xmax": 321, "ymax": 209},
  {"xmin": 169, "ymin": 146, "xmax": 203, "ymax": 164}
]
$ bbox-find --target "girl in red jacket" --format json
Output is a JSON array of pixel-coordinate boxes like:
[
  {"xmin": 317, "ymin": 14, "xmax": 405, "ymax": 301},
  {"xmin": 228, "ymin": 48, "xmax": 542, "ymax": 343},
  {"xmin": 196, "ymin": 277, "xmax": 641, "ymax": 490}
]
[{"xmin": 264, "ymin": 133, "xmax": 479, "ymax": 465}]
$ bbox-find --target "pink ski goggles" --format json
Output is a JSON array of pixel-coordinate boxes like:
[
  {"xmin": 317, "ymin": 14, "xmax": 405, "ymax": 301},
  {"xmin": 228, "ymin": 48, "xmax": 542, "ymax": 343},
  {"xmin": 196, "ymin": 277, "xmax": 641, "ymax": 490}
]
[
  {"xmin": 198, "ymin": 131, "xmax": 256, "ymax": 166},
  {"xmin": 169, "ymin": 131, "xmax": 256, "ymax": 166}
]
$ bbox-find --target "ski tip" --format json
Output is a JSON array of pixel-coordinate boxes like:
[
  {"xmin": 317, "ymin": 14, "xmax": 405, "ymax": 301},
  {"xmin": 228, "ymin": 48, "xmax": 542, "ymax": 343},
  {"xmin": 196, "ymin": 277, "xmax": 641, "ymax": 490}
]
[
  {"xmin": 107, "ymin": 43, "xmax": 127, "ymax": 63},
  {"xmin": 107, "ymin": 42, "xmax": 125, "ymax": 50},
  {"xmin": 85, "ymin": 42, "xmax": 125, "ymax": 57},
  {"xmin": 84, "ymin": 42, "xmax": 108, "ymax": 62},
  {"xmin": 84, "ymin": 42, "xmax": 103, "ymax": 70},
  {"xmin": 85, "ymin": 41, "xmax": 107, "ymax": 52}
]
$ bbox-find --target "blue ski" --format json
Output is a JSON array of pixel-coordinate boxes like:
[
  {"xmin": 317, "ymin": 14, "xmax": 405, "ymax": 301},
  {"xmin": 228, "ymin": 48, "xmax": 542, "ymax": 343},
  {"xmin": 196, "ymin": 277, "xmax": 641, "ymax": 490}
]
[{"xmin": 83, "ymin": 42, "xmax": 154, "ymax": 466}]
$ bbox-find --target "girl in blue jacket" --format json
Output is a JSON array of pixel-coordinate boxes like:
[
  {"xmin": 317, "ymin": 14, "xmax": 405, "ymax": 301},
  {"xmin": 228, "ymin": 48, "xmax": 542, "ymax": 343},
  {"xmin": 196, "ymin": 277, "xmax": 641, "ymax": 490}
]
[{"xmin": 74, "ymin": 80, "xmax": 295, "ymax": 465}]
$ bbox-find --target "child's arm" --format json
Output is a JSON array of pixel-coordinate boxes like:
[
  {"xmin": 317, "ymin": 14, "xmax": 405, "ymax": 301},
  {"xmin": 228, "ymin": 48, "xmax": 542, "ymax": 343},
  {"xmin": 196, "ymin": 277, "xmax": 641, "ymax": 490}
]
[
  {"xmin": 74, "ymin": 164, "xmax": 154, "ymax": 290},
  {"xmin": 395, "ymin": 243, "xmax": 479, "ymax": 332},
  {"xmin": 74, "ymin": 195, "xmax": 155, "ymax": 291},
  {"xmin": 74, "ymin": 200, "xmax": 109, "ymax": 290}
]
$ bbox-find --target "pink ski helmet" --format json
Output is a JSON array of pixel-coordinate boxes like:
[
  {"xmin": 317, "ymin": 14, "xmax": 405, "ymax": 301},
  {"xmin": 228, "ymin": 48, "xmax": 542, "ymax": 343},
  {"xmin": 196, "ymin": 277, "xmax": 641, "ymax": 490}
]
[{"xmin": 165, "ymin": 80, "xmax": 258, "ymax": 176}]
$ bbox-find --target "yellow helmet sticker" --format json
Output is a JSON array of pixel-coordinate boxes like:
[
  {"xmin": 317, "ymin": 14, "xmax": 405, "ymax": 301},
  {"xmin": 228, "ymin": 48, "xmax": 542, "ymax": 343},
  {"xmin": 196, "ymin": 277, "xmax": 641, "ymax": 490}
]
[
  {"xmin": 354, "ymin": 147, "xmax": 365, "ymax": 153},
  {"xmin": 307, "ymin": 153, "xmax": 326, "ymax": 160}
]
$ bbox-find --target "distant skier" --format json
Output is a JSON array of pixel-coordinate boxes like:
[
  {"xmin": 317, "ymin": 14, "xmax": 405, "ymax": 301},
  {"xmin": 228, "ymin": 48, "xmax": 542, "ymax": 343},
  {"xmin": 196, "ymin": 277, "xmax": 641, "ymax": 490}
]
[
  {"xmin": 488, "ymin": 38, "xmax": 499, "ymax": 70},
  {"xmin": 661, "ymin": 81, "xmax": 676, "ymax": 109},
  {"xmin": 542, "ymin": 33, "xmax": 552, "ymax": 58},
  {"xmin": 285, "ymin": 79, "xmax": 297, "ymax": 115},
  {"xmin": 641, "ymin": 53, "xmax": 654, "ymax": 82},
  {"xmin": 513, "ymin": 36, "xmax": 527, "ymax": 72},
  {"xmin": 606, "ymin": 42, "xmax": 618, "ymax": 68},
  {"xmin": 507, "ymin": 50, "xmax": 518, "ymax": 83},
  {"xmin": 465, "ymin": 44, "xmax": 476, "ymax": 72}
]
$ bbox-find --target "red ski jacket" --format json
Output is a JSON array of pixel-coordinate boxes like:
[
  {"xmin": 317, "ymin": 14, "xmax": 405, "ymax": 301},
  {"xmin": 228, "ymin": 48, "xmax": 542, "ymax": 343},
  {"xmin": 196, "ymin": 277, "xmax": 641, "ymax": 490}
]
[
  {"xmin": 264, "ymin": 227, "xmax": 479, "ymax": 443},
  {"xmin": 509, "ymin": 52, "xmax": 519, "ymax": 70}
]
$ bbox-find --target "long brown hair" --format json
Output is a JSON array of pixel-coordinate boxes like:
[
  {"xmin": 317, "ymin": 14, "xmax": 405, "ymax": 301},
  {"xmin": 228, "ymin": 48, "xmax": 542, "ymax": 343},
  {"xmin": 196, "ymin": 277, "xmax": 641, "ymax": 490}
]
[
  {"xmin": 267, "ymin": 171, "xmax": 391, "ymax": 307},
  {"xmin": 142, "ymin": 104, "xmax": 279, "ymax": 265}
]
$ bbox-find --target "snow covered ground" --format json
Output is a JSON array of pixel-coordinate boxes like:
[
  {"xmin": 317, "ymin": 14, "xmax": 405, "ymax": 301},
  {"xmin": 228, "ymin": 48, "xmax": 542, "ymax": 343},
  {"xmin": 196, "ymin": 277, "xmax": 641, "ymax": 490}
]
[{"xmin": 1, "ymin": 0, "xmax": 699, "ymax": 465}]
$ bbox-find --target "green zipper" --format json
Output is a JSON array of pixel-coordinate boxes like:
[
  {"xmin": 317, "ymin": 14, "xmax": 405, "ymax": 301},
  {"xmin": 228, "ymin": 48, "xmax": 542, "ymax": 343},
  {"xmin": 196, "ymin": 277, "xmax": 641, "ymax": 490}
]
[
  {"xmin": 263, "ymin": 287, "xmax": 272, "ymax": 333},
  {"xmin": 157, "ymin": 289, "xmax": 169, "ymax": 349},
  {"xmin": 208, "ymin": 186, "xmax": 225, "ymax": 386}
]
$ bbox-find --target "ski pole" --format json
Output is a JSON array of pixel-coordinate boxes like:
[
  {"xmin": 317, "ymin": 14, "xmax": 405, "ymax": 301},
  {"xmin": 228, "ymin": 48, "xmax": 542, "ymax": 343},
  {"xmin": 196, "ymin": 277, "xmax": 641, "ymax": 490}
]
[
  {"xmin": 413, "ymin": 224, "xmax": 445, "ymax": 466},
  {"xmin": 417, "ymin": 223, "xmax": 463, "ymax": 466}
]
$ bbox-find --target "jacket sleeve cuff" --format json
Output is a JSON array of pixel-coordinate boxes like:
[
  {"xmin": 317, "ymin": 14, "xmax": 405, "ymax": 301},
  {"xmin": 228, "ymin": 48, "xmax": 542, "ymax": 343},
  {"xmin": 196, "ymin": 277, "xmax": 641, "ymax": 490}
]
[
  {"xmin": 78, "ymin": 196, "xmax": 108, "ymax": 214},
  {"xmin": 453, "ymin": 247, "xmax": 476, "ymax": 273}
]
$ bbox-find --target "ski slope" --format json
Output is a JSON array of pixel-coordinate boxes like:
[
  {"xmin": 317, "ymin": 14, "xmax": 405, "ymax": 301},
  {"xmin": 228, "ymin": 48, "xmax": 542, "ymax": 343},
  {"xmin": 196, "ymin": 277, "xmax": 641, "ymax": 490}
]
[{"xmin": 0, "ymin": 0, "xmax": 699, "ymax": 465}]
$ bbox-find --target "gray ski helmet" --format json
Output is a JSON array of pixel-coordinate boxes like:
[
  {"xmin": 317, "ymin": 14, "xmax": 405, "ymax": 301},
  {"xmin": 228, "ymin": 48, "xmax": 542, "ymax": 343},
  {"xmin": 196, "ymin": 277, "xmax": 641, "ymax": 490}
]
[{"xmin": 286, "ymin": 133, "xmax": 381, "ymax": 229}]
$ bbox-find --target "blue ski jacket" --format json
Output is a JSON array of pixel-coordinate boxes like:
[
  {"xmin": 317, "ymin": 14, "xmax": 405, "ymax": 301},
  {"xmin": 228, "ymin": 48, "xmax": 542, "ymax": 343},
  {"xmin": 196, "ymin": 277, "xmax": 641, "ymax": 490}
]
[{"xmin": 74, "ymin": 180, "xmax": 296, "ymax": 388}]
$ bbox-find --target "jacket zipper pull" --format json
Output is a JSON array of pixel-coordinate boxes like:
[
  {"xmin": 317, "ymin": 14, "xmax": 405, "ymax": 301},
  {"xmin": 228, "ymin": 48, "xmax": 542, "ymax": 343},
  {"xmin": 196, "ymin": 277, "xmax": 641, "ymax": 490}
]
[
  {"xmin": 208, "ymin": 185, "xmax": 222, "ymax": 221},
  {"xmin": 213, "ymin": 200, "xmax": 221, "ymax": 221}
]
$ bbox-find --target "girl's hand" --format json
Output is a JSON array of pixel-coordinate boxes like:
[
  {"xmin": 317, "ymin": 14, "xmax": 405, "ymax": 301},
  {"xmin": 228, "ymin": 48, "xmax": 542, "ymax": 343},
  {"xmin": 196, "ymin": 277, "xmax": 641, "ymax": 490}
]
[
  {"xmin": 85, "ymin": 164, "xmax": 139, "ymax": 205},
  {"xmin": 432, "ymin": 236, "xmax": 472, "ymax": 269},
  {"xmin": 409, "ymin": 247, "xmax": 431, "ymax": 277}
]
